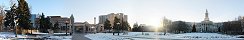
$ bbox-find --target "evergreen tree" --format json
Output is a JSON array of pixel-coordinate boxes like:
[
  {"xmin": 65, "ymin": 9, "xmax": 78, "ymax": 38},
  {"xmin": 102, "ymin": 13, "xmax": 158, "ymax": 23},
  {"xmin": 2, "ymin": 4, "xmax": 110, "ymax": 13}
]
[
  {"xmin": 113, "ymin": 17, "xmax": 120, "ymax": 35},
  {"xmin": 39, "ymin": 13, "xmax": 46, "ymax": 32},
  {"xmin": 121, "ymin": 21, "xmax": 130, "ymax": 35},
  {"xmin": 4, "ymin": 4, "xmax": 16, "ymax": 31},
  {"xmin": 38, "ymin": 13, "xmax": 52, "ymax": 33},
  {"xmin": 132, "ymin": 27, "xmax": 138, "ymax": 32},
  {"xmin": 44, "ymin": 17, "xmax": 52, "ymax": 29},
  {"xmin": 16, "ymin": 0, "xmax": 31, "ymax": 30},
  {"xmin": 53, "ymin": 21, "xmax": 60, "ymax": 32},
  {"xmin": 218, "ymin": 27, "xmax": 221, "ymax": 32},
  {"xmin": 104, "ymin": 19, "xmax": 111, "ymax": 32},
  {"xmin": 132, "ymin": 23, "xmax": 139, "ymax": 32},
  {"xmin": 122, "ymin": 21, "xmax": 129, "ymax": 31},
  {"xmin": 192, "ymin": 23, "xmax": 196, "ymax": 32}
]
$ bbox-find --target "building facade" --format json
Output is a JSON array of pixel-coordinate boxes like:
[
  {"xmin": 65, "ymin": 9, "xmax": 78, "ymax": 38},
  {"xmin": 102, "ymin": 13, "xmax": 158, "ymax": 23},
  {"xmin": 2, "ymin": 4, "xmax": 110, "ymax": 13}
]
[
  {"xmin": 74, "ymin": 22, "xmax": 89, "ymax": 33},
  {"xmin": 48, "ymin": 16, "xmax": 70, "ymax": 31},
  {"xmin": 73, "ymin": 22, "xmax": 104, "ymax": 33},
  {"xmin": 196, "ymin": 9, "xmax": 218, "ymax": 33},
  {"xmin": 30, "ymin": 14, "xmax": 39, "ymax": 28},
  {"xmin": 99, "ymin": 13, "xmax": 128, "ymax": 29},
  {"xmin": 161, "ymin": 9, "xmax": 222, "ymax": 33}
]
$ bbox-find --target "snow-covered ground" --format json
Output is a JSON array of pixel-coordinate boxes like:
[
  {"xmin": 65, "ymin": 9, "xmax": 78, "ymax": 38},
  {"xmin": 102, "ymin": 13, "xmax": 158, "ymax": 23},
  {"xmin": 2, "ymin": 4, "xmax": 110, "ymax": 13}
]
[
  {"xmin": 85, "ymin": 32, "xmax": 244, "ymax": 40},
  {"xmin": 0, "ymin": 32, "xmax": 25, "ymax": 40},
  {"xmin": 46, "ymin": 36, "xmax": 72, "ymax": 40},
  {"xmin": 32, "ymin": 32, "xmax": 70, "ymax": 35},
  {"xmin": 0, "ymin": 32, "xmax": 71, "ymax": 40}
]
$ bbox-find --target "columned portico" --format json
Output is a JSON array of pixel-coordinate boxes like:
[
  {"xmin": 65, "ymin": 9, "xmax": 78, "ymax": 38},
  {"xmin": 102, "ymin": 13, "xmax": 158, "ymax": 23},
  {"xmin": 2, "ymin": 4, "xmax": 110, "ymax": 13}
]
[{"xmin": 196, "ymin": 9, "xmax": 218, "ymax": 33}]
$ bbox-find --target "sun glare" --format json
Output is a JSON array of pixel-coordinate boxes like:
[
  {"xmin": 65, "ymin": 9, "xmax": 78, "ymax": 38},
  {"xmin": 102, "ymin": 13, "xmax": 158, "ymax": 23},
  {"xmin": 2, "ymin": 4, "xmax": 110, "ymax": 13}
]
[{"xmin": 147, "ymin": 18, "xmax": 161, "ymax": 28}]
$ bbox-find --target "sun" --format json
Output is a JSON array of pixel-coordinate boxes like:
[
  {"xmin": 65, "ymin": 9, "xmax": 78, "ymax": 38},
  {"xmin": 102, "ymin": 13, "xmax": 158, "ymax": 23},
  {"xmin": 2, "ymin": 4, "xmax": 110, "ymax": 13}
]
[{"xmin": 147, "ymin": 18, "xmax": 161, "ymax": 28}]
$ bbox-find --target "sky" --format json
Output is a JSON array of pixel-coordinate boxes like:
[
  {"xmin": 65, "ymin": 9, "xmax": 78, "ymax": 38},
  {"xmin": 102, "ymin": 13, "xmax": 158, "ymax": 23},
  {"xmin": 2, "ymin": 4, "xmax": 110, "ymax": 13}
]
[{"xmin": 1, "ymin": 0, "xmax": 244, "ymax": 27}]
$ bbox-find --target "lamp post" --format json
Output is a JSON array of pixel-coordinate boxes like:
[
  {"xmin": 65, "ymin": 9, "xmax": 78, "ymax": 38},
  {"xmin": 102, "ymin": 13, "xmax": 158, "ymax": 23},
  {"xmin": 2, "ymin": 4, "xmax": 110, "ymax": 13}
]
[
  {"xmin": 116, "ymin": 23, "xmax": 120, "ymax": 35},
  {"xmin": 65, "ymin": 21, "xmax": 69, "ymax": 36}
]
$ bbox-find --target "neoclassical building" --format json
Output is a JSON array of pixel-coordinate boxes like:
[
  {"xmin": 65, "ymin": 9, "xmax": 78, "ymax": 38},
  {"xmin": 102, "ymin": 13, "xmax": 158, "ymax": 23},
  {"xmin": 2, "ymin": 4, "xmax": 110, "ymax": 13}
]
[
  {"xmin": 196, "ymin": 9, "xmax": 218, "ymax": 32},
  {"xmin": 74, "ymin": 22, "xmax": 104, "ymax": 33}
]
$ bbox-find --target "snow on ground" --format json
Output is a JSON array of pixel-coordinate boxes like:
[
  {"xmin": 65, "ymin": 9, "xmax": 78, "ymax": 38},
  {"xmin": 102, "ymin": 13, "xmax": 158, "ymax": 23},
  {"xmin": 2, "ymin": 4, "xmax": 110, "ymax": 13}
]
[
  {"xmin": 0, "ymin": 32, "xmax": 24, "ymax": 39},
  {"xmin": 85, "ymin": 32, "xmax": 244, "ymax": 40},
  {"xmin": 47, "ymin": 36, "xmax": 72, "ymax": 40},
  {"xmin": 32, "ymin": 32, "xmax": 70, "ymax": 35},
  {"xmin": 85, "ymin": 32, "xmax": 168, "ymax": 40},
  {"xmin": 0, "ymin": 32, "xmax": 71, "ymax": 40}
]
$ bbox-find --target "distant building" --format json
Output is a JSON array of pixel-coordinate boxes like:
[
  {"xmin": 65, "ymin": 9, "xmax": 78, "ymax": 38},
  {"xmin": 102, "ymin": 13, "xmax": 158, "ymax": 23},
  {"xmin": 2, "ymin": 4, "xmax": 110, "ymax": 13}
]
[
  {"xmin": 96, "ymin": 24, "xmax": 104, "ymax": 32},
  {"xmin": 48, "ymin": 16, "xmax": 70, "ymax": 31},
  {"xmin": 73, "ymin": 21, "xmax": 104, "ymax": 33},
  {"xmin": 196, "ymin": 9, "xmax": 218, "ymax": 33},
  {"xmin": 99, "ymin": 15, "xmax": 107, "ymax": 24},
  {"xmin": 99, "ymin": 13, "xmax": 128, "ymax": 28},
  {"xmin": 214, "ymin": 22, "xmax": 223, "ymax": 32},
  {"xmin": 74, "ymin": 22, "xmax": 89, "ymax": 33},
  {"xmin": 30, "ymin": 14, "xmax": 38, "ymax": 28},
  {"xmin": 44, "ymin": 15, "xmax": 74, "ymax": 33},
  {"xmin": 161, "ymin": 9, "xmax": 222, "ymax": 33}
]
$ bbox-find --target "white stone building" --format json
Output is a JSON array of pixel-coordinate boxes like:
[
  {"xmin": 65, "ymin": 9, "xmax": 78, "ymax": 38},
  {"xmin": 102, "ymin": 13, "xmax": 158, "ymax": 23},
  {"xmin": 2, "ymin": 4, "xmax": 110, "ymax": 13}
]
[
  {"xmin": 196, "ymin": 9, "xmax": 218, "ymax": 33},
  {"xmin": 74, "ymin": 22, "xmax": 104, "ymax": 33}
]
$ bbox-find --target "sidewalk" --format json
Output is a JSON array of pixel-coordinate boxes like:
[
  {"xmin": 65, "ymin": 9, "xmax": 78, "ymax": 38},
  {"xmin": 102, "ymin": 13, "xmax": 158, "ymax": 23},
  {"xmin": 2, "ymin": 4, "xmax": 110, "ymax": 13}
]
[{"xmin": 72, "ymin": 33, "xmax": 91, "ymax": 40}]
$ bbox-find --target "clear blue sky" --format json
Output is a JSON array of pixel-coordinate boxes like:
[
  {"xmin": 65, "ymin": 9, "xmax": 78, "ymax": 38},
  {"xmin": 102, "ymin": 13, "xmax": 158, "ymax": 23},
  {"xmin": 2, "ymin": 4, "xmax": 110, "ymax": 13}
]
[{"xmin": 1, "ymin": 0, "xmax": 244, "ymax": 27}]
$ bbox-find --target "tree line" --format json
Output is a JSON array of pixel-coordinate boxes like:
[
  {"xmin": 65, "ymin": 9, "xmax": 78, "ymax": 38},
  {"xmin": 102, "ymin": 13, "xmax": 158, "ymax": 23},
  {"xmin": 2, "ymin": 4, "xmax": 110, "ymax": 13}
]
[
  {"xmin": 221, "ymin": 20, "xmax": 244, "ymax": 35},
  {"xmin": 4, "ymin": 0, "xmax": 32, "ymax": 34},
  {"xmin": 3, "ymin": 0, "xmax": 60, "ymax": 33}
]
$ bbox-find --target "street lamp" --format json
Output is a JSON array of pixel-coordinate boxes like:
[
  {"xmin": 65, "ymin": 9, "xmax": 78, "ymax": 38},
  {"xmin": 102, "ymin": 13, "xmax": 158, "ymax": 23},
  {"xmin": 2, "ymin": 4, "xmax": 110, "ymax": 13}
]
[
  {"xmin": 116, "ymin": 23, "xmax": 120, "ymax": 35},
  {"xmin": 65, "ymin": 21, "xmax": 69, "ymax": 36}
]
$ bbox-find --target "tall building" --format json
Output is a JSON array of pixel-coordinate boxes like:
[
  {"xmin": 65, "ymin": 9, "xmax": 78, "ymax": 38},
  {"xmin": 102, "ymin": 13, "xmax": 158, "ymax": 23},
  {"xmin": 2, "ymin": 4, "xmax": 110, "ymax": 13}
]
[
  {"xmin": 30, "ymin": 14, "xmax": 39, "ymax": 28},
  {"xmin": 98, "ymin": 15, "xmax": 107, "ymax": 24},
  {"xmin": 99, "ymin": 13, "xmax": 128, "ymax": 27}
]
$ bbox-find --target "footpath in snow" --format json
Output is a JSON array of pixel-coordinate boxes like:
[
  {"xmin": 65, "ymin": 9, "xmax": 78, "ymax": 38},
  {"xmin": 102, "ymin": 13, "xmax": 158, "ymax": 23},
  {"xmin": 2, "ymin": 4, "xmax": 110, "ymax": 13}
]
[{"xmin": 85, "ymin": 32, "xmax": 244, "ymax": 40}]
